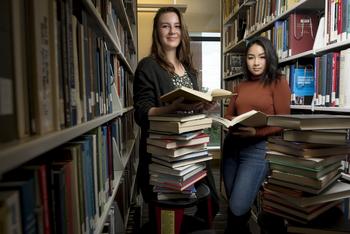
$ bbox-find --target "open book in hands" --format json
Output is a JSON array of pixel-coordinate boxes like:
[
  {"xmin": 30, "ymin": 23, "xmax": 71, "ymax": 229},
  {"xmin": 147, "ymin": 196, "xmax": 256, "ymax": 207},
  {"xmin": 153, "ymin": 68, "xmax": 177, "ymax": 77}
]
[
  {"xmin": 211, "ymin": 110, "xmax": 267, "ymax": 128},
  {"xmin": 160, "ymin": 86, "xmax": 234, "ymax": 103}
]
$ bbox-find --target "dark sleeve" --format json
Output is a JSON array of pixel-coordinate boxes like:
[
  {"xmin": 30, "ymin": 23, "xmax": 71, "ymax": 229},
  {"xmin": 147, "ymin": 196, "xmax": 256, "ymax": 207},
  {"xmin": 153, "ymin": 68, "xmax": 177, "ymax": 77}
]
[{"xmin": 133, "ymin": 57, "xmax": 173, "ymax": 129}]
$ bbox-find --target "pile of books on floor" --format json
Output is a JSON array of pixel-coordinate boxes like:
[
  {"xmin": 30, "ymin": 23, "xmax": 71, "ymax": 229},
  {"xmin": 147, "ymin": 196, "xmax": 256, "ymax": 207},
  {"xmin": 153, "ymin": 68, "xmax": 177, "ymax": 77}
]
[
  {"xmin": 262, "ymin": 114, "xmax": 350, "ymax": 228},
  {"xmin": 147, "ymin": 113, "xmax": 213, "ymax": 200}
]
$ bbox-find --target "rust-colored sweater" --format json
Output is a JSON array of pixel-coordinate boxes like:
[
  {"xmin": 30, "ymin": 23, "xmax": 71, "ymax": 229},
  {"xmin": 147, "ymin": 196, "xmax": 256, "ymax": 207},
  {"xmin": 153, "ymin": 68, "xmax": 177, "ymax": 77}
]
[{"xmin": 224, "ymin": 76, "xmax": 291, "ymax": 137}]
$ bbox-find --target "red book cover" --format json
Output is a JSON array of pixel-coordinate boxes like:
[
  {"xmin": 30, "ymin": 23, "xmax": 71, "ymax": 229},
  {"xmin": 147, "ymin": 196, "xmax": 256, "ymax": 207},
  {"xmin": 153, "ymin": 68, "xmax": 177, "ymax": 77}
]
[
  {"xmin": 64, "ymin": 161, "xmax": 74, "ymax": 234},
  {"xmin": 151, "ymin": 170, "xmax": 207, "ymax": 191},
  {"xmin": 147, "ymin": 133, "xmax": 210, "ymax": 149},
  {"xmin": 288, "ymin": 13, "xmax": 319, "ymax": 56},
  {"xmin": 331, "ymin": 52, "xmax": 340, "ymax": 106},
  {"xmin": 338, "ymin": 0, "xmax": 343, "ymax": 36}
]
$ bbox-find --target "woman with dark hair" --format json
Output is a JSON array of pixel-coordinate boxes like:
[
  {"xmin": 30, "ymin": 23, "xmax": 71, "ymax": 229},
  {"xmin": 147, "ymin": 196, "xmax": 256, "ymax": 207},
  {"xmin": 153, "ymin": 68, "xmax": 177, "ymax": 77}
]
[
  {"xmin": 222, "ymin": 36, "xmax": 291, "ymax": 233},
  {"xmin": 133, "ymin": 7, "xmax": 219, "ymax": 231}
]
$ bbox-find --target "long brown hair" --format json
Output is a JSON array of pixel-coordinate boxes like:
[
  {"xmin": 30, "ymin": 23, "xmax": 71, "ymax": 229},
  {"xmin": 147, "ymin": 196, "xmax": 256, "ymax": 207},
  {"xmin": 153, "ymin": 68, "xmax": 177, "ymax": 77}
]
[{"xmin": 151, "ymin": 7, "xmax": 196, "ymax": 75}]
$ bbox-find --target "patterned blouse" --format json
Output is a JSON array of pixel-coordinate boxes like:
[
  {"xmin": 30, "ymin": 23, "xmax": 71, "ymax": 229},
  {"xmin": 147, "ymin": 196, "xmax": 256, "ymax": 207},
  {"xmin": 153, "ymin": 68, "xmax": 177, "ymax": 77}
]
[{"xmin": 172, "ymin": 70, "xmax": 193, "ymax": 88}]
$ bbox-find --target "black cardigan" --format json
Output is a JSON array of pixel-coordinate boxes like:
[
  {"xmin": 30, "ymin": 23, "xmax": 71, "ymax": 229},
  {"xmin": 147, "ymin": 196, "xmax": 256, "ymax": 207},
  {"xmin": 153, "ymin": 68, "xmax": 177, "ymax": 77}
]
[
  {"xmin": 133, "ymin": 56, "xmax": 198, "ymax": 130},
  {"xmin": 133, "ymin": 56, "xmax": 198, "ymax": 201}
]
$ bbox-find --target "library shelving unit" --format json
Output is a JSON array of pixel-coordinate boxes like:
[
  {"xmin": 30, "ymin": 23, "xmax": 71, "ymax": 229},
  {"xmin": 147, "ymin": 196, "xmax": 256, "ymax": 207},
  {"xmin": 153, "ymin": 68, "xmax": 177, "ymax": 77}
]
[
  {"xmin": 0, "ymin": 0, "xmax": 140, "ymax": 233},
  {"xmin": 221, "ymin": 0, "xmax": 350, "ymax": 224},
  {"xmin": 222, "ymin": 0, "xmax": 350, "ymax": 112}
]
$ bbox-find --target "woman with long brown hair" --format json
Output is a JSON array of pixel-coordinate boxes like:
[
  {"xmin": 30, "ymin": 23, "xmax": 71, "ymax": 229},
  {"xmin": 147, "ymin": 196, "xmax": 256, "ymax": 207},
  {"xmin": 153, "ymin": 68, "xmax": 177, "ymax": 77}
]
[{"xmin": 133, "ymin": 6, "xmax": 219, "ymax": 232}]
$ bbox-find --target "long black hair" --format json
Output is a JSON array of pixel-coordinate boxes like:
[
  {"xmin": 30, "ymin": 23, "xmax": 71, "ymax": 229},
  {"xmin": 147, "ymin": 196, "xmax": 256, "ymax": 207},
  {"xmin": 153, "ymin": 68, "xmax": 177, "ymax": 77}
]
[{"xmin": 243, "ymin": 36, "xmax": 281, "ymax": 85}]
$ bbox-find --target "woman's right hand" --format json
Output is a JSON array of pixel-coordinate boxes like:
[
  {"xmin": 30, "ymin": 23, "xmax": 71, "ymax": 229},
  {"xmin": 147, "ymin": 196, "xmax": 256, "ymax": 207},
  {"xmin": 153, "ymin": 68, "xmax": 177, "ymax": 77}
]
[{"xmin": 170, "ymin": 97, "xmax": 204, "ymax": 112}]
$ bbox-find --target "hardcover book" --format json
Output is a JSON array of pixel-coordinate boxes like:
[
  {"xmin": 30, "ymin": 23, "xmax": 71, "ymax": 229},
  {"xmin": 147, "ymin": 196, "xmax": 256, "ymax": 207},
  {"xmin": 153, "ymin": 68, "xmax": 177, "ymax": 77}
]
[
  {"xmin": 263, "ymin": 196, "xmax": 340, "ymax": 223},
  {"xmin": 288, "ymin": 13, "xmax": 319, "ymax": 56},
  {"xmin": 147, "ymin": 143, "xmax": 207, "ymax": 157},
  {"xmin": 211, "ymin": 110, "xmax": 267, "ymax": 128},
  {"xmin": 267, "ymin": 114, "xmax": 350, "ymax": 130},
  {"xmin": 266, "ymin": 150, "xmax": 346, "ymax": 170},
  {"xmin": 160, "ymin": 86, "xmax": 233, "ymax": 103},
  {"xmin": 149, "ymin": 170, "xmax": 207, "ymax": 191},
  {"xmin": 147, "ymin": 133, "xmax": 209, "ymax": 149},
  {"xmin": 267, "ymin": 137, "xmax": 350, "ymax": 158},
  {"xmin": 264, "ymin": 180, "xmax": 350, "ymax": 207},
  {"xmin": 149, "ymin": 163, "xmax": 205, "ymax": 177},
  {"xmin": 149, "ymin": 117, "xmax": 212, "ymax": 134},
  {"xmin": 148, "ymin": 130, "xmax": 203, "ymax": 141},
  {"xmin": 269, "ymin": 162, "xmax": 342, "ymax": 179},
  {"xmin": 0, "ymin": 190, "xmax": 22, "ymax": 233},
  {"xmin": 283, "ymin": 129, "xmax": 350, "ymax": 145},
  {"xmin": 151, "ymin": 150, "xmax": 209, "ymax": 162},
  {"xmin": 148, "ymin": 113, "xmax": 206, "ymax": 122},
  {"xmin": 269, "ymin": 169, "xmax": 340, "ymax": 190},
  {"xmin": 267, "ymin": 173, "xmax": 340, "ymax": 194},
  {"xmin": 150, "ymin": 164, "xmax": 206, "ymax": 182},
  {"xmin": 151, "ymin": 154, "xmax": 212, "ymax": 169},
  {"xmin": 286, "ymin": 206, "xmax": 350, "ymax": 234},
  {"xmin": 290, "ymin": 65, "xmax": 314, "ymax": 105}
]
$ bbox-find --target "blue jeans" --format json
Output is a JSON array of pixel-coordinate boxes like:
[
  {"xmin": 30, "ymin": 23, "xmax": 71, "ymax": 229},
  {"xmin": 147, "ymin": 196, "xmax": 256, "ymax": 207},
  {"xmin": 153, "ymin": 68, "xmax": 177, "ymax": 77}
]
[{"xmin": 222, "ymin": 135, "xmax": 268, "ymax": 216}]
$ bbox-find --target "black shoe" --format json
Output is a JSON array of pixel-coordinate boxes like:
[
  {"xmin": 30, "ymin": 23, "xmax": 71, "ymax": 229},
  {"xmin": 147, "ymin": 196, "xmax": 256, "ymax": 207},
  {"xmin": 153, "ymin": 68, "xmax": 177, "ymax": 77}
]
[{"xmin": 225, "ymin": 209, "xmax": 252, "ymax": 234}]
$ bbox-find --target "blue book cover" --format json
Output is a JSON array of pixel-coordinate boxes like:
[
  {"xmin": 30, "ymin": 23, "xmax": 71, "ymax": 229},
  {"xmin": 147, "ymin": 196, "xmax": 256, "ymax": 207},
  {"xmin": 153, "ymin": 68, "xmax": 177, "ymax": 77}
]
[
  {"xmin": 80, "ymin": 134, "xmax": 97, "ymax": 227},
  {"xmin": 0, "ymin": 171, "xmax": 37, "ymax": 234},
  {"xmin": 292, "ymin": 67, "xmax": 315, "ymax": 96},
  {"xmin": 290, "ymin": 64, "xmax": 315, "ymax": 105},
  {"xmin": 78, "ymin": 137, "xmax": 95, "ymax": 232}
]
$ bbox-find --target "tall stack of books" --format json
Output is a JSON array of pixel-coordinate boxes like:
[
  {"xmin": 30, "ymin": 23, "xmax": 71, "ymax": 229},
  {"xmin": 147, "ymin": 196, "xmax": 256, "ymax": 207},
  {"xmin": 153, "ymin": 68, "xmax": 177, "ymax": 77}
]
[
  {"xmin": 262, "ymin": 114, "xmax": 350, "ymax": 225},
  {"xmin": 146, "ymin": 113, "xmax": 213, "ymax": 200}
]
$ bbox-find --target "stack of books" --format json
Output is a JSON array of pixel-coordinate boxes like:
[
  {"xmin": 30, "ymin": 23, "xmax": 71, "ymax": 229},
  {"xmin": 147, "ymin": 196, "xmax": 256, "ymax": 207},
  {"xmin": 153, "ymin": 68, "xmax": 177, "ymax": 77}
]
[
  {"xmin": 146, "ymin": 113, "xmax": 213, "ymax": 200},
  {"xmin": 262, "ymin": 114, "xmax": 350, "ymax": 224}
]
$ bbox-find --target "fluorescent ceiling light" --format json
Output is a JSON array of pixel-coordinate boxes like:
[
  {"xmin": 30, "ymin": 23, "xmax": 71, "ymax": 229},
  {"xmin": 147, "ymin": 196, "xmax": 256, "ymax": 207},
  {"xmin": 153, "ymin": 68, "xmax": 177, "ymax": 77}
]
[{"xmin": 137, "ymin": 3, "xmax": 187, "ymax": 13}]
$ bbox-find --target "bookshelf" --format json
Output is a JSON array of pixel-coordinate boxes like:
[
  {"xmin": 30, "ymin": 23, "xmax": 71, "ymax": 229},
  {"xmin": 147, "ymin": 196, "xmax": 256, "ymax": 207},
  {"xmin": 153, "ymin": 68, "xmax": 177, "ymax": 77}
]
[
  {"xmin": 221, "ymin": 0, "xmax": 350, "ymax": 227},
  {"xmin": 222, "ymin": 0, "xmax": 350, "ymax": 110},
  {"xmin": 0, "ymin": 0, "xmax": 140, "ymax": 233}
]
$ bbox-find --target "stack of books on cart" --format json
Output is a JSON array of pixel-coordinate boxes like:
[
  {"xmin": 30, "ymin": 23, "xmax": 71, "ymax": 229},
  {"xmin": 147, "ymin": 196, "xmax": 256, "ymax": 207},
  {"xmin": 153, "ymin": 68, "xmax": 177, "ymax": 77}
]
[
  {"xmin": 262, "ymin": 114, "xmax": 350, "ymax": 227},
  {"xmin": 147, "ymin": 113, "xmax": 213, "ymax": 200}
]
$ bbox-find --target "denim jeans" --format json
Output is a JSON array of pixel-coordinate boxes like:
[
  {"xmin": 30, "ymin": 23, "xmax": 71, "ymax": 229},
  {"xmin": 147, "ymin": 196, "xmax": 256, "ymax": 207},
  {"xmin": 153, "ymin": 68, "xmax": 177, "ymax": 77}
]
[{"xmin": 222, "ymin": 134, "xmax": 268, "ymax": 216}]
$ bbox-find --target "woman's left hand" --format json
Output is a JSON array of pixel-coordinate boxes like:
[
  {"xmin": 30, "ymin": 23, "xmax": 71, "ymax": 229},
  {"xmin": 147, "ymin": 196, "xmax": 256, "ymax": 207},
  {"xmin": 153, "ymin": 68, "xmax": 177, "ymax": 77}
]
[
  {"xmin": 203, "ymin": 101, "xmax": 218, "ymax": 112},
  {"xmin": 231, "ymin": 126, "xmax": 256, "ymax": 137}
]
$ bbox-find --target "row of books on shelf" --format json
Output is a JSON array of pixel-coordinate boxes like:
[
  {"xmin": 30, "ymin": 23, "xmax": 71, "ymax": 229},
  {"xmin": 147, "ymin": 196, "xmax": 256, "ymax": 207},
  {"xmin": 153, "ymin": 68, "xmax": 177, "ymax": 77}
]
[
  {"xmin": 91, "ymin": 0, "xmax": 137, "ymax": 62},
  {"xmin": 224, "ymin": 0, "xmax": 350, "ymax": 53},
  {"xmin": 224, "ymin": 0, "xmax": 309, "ymax": 49},
  {"xmin": 0, "ymin": 0, "xmax": 134, "ymax": 144},
  {"xmin": 281, "ymin": 48, "xmax": 350, "ymax": 107},
  {"xmin": 242, "ymin": 0, "xmax": 302, "ymax": 38},
  {"xmin": 102, "ymin": 160, "xmax": 140, "ymax": 234},
  {"xmin": 223, "ymin": 53, "xmax": 243, "ymax": 78},
  {"xmin": 225, "ymin": 47, "xmax": 350, "ymax": 108},
  {"xmin": 259, "ymin": 113, "xmax": 350, "ymax": 231},
  {"xmin": 0, "ymin": 116, "xmax": 137, "ymax": 233},
  {"xmin": 273, "ymin": 13, "xmax": 319, "ymax": 58},
  {"xmin": 0, "ymin": 1, "xmax": 132, "ymax": 142}
]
